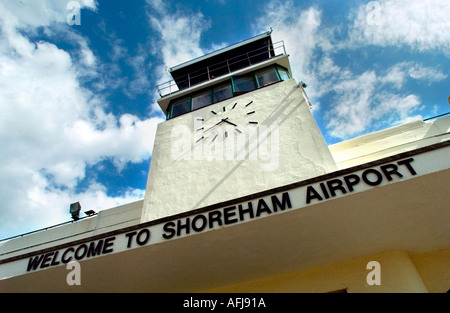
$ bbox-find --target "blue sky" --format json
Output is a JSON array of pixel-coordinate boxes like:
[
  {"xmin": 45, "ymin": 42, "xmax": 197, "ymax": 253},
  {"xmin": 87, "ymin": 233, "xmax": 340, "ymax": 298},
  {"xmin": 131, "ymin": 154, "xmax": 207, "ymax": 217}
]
[{"xmin": 0, "ymin": 0, "xmax": 448, "ymax": 239}]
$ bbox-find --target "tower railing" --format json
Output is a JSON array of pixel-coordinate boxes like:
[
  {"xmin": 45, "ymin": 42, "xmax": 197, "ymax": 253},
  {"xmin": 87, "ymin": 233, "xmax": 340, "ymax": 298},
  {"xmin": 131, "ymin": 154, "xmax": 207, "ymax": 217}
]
[{"xmin": 157, "ymin": 40, "xmax": 286, "ymax": 97}]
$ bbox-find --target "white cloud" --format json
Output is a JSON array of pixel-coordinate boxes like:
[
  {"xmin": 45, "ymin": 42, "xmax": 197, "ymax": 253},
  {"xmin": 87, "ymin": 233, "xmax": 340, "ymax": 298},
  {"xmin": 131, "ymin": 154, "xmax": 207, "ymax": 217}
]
[
  {"xmin": 325, "ymin": 69, "xmax": 423, "ymax": 139},
  {"xmin": 253, "ymin": 0, "xmax": 446, "ymax": 141},
  {"xmin": 379, "ymin": 62, "xmax": 447, "ymax": 88},
  {"xmin": 0, "ymin": 1, "xmax": 164, "ymax": 238},
  {"xmin": 145, "ymin": 0, "xmax": 212, "ymax": 109},
  {"xmin": 147, "ymin": 1, "xmax": 209, "ymax": 70},
  {"xmin": 350, "ymin": 0, "xmax": 450, "ymax": 55},
  {"xmin": 1, "ymin": 0, "xmax": 98, "ymax": 28},
  {"xmin": 407, "ymin": 64, "xmax": 448, "ymax": 82},
  {"xmin": 254, "ymin": 1, "xmax": 330, "ymax": 92}
]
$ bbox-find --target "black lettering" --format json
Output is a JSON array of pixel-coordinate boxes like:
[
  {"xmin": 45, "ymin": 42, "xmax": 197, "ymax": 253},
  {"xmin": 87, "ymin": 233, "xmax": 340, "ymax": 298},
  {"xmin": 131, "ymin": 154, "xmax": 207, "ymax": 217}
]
[
  {"xmin": 380, "ymin": 163, "xmax": 403, "ymax": 181},
  {"xmin": 256, "ymin": 199, "xmax": 271, "ymax": 217},
  {"xmin": 271, "ymin": 192, "xmax": 292, "ymax": 212},
  {"xmin": 103, "ymin": 237, "xmax": 115, "ymax": 254},
  {"xmin": 162, "ymin": 222, "xmax": 176, "ymax": 239},
  {"xmin": 87, "ymin": 240, "xmax": 104, "ymax": 257},
  {"xmin": 362, "ymin": 168, "xmax": 383, "ymax": 186},
  {"xmin": 75, "ymin": 244, "xmax": 88, "ymax": 260},
  {"xmin": 319, "ymin": 182, "xmax": 330, "ymax": 199},
  {"xmin": 208, "ymin": 210, "xmax": 223, "ymax": 229},
  {"xmin": 306, "ymin": 185, "xmax": 323, "ymax": 204},
  {"xmin": 326, "ymin": 179, "xmax": 347, "ymax": 197},
  {"xmin": 27, "ymin": 254, "xmax": 44, "ymax": 271},
  {"xmin": 50, "ymin": 251, "xmax": 60, "ymax": 266},
  {"xmin": 136, "ymin": 229, "xmax": 150, "ymax": 246},
  {"xmin": 344, "ymin": 174, "xmax": 360, "ymax": 192},
  {"xmin": 238, "ymin": 203, "xmax": 254, "ymax": 221},
  {"xmin": 192, "ymin": 215, "xmax": 207, "ymax": 232},
  {"xmin": 62, "ymin": 247, "xmax": 74, "ymax": 263},
  {"xmin": 125, "ymin": 231, "xmax": 137, "ymax": 248},
  {"xmin": 177, "ymin": 218, "xmax": 190, "ymax": 236},
  {"xmin": 40, "ymin": 252, "xmax": 53, "ymax": 268},
  {"xmin": 397, "ymin": 158, "xmax": 417, "ymax": 175},
  {"xmin": 223, "ymin": 206, "xmax": 238, "ymax": 225}
]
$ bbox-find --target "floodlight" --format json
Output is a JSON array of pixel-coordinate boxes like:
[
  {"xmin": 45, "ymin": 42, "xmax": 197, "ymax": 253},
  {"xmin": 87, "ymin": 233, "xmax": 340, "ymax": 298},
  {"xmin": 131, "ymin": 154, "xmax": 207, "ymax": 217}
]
[
  {"xmin": 70, "ymin": 202, "xmax": 81, "ymax": 220},
  {"xmin": 85, "ymin": 210, "xmax": 96, "ymax": 216}
]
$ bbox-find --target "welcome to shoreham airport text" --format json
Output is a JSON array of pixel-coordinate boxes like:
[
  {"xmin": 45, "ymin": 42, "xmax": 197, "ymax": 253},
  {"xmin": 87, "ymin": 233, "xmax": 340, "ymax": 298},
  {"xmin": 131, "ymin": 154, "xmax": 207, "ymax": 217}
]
[{"xmin": 22, "ymin": 156, "xmax": 424, "ymax": 274}]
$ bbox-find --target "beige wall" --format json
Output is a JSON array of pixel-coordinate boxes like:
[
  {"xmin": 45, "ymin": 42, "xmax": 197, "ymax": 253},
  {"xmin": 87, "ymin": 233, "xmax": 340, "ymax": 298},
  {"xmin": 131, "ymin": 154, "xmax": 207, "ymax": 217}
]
[{"xmin": 204, "ymin": 249, "xmax": 449, "ymax": 293}]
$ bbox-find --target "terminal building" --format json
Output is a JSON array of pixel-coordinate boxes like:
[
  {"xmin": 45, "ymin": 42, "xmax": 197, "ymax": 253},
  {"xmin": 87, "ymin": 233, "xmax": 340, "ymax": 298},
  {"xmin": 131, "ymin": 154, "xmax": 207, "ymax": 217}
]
[{"xmin": 0, "ymin": 31, "xmax": 449, "ymax": 293}]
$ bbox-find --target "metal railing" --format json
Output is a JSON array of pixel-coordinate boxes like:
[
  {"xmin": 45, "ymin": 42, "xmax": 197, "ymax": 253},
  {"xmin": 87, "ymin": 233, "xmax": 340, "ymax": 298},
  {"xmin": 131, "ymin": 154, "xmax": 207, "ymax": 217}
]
[
  {"xmin": 0, "ymin": 213, "xmax": 98, "ymax": 242},
  {"xmin": 157, "ymin": 40, "xmax": 287, "ymax": 97}
]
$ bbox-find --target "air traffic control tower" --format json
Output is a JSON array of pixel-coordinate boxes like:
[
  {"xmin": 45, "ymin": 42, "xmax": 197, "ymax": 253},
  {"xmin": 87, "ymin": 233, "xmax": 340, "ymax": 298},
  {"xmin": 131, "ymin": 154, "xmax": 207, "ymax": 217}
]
[
  {"xmin": 141, "ymin": 30, "xmax": 337, "ymax": 223},
  {"xmin": 1, "ymin": 31, "xmax": 449, "ymax": 293}
]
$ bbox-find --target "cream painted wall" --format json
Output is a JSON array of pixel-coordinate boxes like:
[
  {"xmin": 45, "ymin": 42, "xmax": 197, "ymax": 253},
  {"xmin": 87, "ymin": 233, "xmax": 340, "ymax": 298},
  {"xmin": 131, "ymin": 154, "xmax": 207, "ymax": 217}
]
[
  {"xmin": 141, "ymin": 79, "xmax": 337, "ymax": 222},
  {"xmin": 330, "ymin": 116, "xmax": 450, "ymax": 169},
  {"xmin": 411, "ymin": 248, "xmax": 450, "ymax": 293},
  {"xmin": 204, "ymin": 250, "xmax": 431, "ymax": 293}
]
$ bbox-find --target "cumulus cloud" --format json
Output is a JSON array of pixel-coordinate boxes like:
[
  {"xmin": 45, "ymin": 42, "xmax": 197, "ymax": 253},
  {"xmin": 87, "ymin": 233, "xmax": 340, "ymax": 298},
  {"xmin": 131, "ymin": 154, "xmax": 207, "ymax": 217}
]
[
  {"xmin": 254, "ymin": 0, "xmax": 448, "ymax": 140},
  {"xmin": 145, "ymin": 0, "xmax": 213, "ymax": 109},
  {"xmin": 325, "ymin": 69, "xmax": 422, "ymax": 139},
  {"xmin": 254, "ymin": 1, "xmax": 330, "ymax": 90},
  {"xmin": 350, "ymin": 0, "xmax": 450, "ymax": 55},
  {"xmin": 0, "ymin": 1, "xmax": 163, "ymax": 238}
]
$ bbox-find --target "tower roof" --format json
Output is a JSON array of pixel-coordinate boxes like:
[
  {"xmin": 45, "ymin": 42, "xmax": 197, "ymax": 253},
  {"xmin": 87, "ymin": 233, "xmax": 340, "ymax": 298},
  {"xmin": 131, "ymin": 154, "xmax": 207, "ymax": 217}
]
[{"xmin": 168, "ymin": 30, "xmax": 275, "ymax": 91}]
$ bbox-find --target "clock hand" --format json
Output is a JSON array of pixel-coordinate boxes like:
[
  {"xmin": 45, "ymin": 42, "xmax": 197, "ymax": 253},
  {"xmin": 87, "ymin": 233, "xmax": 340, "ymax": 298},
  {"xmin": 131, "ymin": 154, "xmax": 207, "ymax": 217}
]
[
  {"xmin": 203, "ymin": 117, "xmax": 229, "ymax": 133},
  {"xmin": 222, "ymin": 119, "xmax": 237, "ymax": 127}
]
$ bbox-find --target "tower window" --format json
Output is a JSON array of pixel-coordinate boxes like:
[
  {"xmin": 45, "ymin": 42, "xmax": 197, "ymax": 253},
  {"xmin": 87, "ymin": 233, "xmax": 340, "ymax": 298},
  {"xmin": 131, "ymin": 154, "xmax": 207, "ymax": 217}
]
[
  {"xmin": 277, "ymin": 67, "xmax": 290, "ymax": 81},
  {"xmin": 167, "ymin": 65, "xmax": 290, "ymax": 119},
  {"xmin": 192, "ymin": 90, "xmax": 212, "ymax": 110},
  {"xmin": 256, "ymin": 67, "xmax": 280, "ymax": 87},
  {"xmin": 233, "ymin": 74, "xmax": 256, "ymax": 95},
  {"xmin": 213, "ymin": 82, "xmax": 233, "ymax": 103},
  {"xmin": 170, "ymin": 97, "xmax": 191, "ymax": 118}
]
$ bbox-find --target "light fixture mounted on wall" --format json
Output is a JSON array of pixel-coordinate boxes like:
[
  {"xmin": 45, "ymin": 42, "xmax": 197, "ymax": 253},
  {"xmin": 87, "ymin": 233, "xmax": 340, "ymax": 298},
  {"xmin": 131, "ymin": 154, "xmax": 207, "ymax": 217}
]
[
  {"xmin": 85, "ymin": 210, "xmax": 96, "ymax": 216},
  {"xmin": 69, "ymin": 202, "xmax": 81, "ymax": 221}
]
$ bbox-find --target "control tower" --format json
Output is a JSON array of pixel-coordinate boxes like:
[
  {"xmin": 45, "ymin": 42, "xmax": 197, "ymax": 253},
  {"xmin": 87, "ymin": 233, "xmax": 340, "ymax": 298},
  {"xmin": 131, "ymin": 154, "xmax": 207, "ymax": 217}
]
[{"xmin": 141, "ymin": 30, "xmax": 337, "ymax": 222}]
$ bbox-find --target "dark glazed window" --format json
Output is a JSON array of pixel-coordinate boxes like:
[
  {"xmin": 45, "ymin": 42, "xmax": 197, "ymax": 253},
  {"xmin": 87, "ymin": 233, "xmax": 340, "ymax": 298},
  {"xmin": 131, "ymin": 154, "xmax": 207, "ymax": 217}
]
[
  {"xmin": 213, "ymin": 82, "xmax": 233, "ymax": 103},
  {"xmin": 233, "ymin": 74, "xmax": 256, "ymax": 95},
  {"xmin": 192, "ymin": 90, "xmax": 212, "ymax": 110},
  {"xmin": 167, "ymin": 65, "xmax": 290, "ymax": 119},
  {"xmin": 277, "ymin": 67, "xmax": 290, "ymax": 80},
  {"xmin": 256, "ymin": 67, "xmax": 280, "ymax": 87},
  {"xmin": 170, "ymin": 97, "xmax": 191, "ymax": 118}
]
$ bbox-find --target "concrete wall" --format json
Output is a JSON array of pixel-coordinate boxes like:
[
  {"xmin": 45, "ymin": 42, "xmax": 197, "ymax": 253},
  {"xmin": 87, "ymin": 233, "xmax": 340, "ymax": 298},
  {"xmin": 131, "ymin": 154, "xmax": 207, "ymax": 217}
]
[
  {"xmin": 141, "ymin": 79, "xmax": 337, "ymax": 222},
  {"xmin": 330, "ymin": 116, "xmax": 450, "ymax": 169}
]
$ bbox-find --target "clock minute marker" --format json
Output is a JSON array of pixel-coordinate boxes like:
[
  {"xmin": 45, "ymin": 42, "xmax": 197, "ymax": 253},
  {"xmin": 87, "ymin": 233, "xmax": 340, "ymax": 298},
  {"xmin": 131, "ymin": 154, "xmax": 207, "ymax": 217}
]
[{"xmin": 196, "ymin": 136, "xmax": 204, "ymax": 143}]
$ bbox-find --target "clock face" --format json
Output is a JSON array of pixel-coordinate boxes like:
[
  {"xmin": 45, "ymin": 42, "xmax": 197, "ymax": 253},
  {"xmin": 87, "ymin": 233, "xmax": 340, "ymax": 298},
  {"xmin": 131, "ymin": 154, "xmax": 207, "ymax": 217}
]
[{"xmin": 194, "ymin": 100, "xmax": 259, "ymax": 143}]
